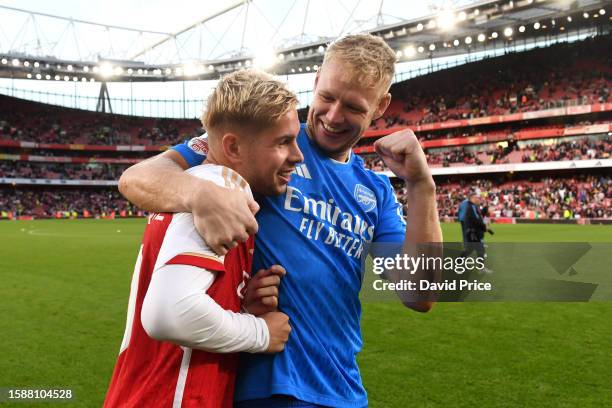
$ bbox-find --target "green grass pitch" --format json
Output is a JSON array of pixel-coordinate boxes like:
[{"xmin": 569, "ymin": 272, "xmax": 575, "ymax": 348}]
[{"xmin": 0, "ymin": 219, "xmax": 611, "ymax": 407}]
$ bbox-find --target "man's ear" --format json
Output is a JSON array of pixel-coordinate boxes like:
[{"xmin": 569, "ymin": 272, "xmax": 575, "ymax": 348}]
[
  {"xmin": 313, "ymin": 70, "xmax": 320, "ymax": 91},
  {"xmin": 373, "ymin": 92, "xmax": 392, "ymax": 120},
  {"xmin": 220, "ymin": 133, "xmax": 242, "ymax": 163}
]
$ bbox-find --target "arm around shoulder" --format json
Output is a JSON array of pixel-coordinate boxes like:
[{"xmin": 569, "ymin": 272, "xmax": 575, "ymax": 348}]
[{"xmin": 119, "ymin": 149, "xmax": 198, "ymax": 213}]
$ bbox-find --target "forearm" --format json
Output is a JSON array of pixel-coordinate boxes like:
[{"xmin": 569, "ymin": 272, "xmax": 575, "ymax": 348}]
[
  {"xmin": 403, "ymin": 177, "xmax": 442, "ymax": 245},
  {"xmin": 402, "ymin": 177, "xmax": 443, "ymax": 311},
  {"xmin": 118, "ymin": 151, "xmax": 205, "ymax": 213},
  {"xmin": 141, "ymin": 264, "xmax": 269, "ymax": 353}
]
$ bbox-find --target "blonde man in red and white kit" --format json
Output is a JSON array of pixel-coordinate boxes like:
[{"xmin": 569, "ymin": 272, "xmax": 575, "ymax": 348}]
[{"xmin": 104, "ymin": 69, "xmax": 303, "ymax": 408}]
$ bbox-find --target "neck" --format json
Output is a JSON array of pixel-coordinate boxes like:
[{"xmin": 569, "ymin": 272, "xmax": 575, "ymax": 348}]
[
  {"xmin": 204, "ymin": 150, "xmax": 226, "ymax": 167},
  {"xmin": 329, "ymin": 150, "xmax": 350, "ymax": 163}
]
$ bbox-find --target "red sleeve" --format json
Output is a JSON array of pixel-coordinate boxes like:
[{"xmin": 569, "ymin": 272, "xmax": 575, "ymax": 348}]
[{"xmin": 166, "ymin": 254, "xmax": 225, "ymax": 273}]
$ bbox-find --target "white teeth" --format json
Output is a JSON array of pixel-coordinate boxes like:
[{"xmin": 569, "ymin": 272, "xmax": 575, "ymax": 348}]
[{"xmin": 322, "ymin": 122, "xmax": 343, "ymax": 133}]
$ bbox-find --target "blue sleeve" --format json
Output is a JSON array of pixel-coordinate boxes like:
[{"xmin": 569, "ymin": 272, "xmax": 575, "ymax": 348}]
[
  {"xmin": 373, "ymin": 175, "xmax": 406, "ymax": 243},
  {"xmin": 458, "ymin": 200, "xmax": 468, "ymax": 221},
  {"xmin": 171, "ymin": 135, "xmax": 208, "ymax": 168}
]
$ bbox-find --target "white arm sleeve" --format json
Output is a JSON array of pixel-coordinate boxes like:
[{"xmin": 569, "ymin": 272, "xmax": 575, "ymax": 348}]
[{"xmin": 141, "ymin": 263, "xmax": 269, "ymax": 353}]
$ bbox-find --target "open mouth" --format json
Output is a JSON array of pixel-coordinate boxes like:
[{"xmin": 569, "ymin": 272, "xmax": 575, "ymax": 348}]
[
  {"xmin": 319, "ymin": 119, "xmax": 348, "ymax": 137},
  {"xmin": 278, "ymin": 169, "xmax": 294, "ymax": 183}
]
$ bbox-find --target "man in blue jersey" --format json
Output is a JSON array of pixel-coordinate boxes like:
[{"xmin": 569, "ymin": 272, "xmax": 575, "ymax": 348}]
[{"xmin": 119, "ymin": 34, "xmax": 442, "ymax": 407}]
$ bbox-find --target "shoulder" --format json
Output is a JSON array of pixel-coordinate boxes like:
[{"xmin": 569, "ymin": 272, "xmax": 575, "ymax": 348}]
[{"xmin": 187, "ymin": 164, "xmax": 252, "ymax": 197}]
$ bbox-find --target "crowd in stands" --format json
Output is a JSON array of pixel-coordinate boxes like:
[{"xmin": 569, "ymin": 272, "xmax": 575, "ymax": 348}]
[
  {"xmin": 0, "ymin": 188, "xmax": 135, "ymax": 218},
  {"xmin": 521, "ymin": 137, "xmax": 611, "ymax": 162},
  {"xmin": 371, "ymin": 36, "xmax": 611, "ymax": 129},
  {"xmin": 429, "ymin": 175, "xmax": 611, "ymax": 220},
  {"xmin": 0, "ymin": 94, "xmax": 201, "ymax": 146},
  {"xmin": 361, "ymin": 136, "xmax": 611, "ymax": 170},
  {"xmin": 3, "ymin": 175, "xmax": 609, "ymax": 219},
  {"xmin": 0, "ymin": 161, "xmax": 129, "ymax": 180}
]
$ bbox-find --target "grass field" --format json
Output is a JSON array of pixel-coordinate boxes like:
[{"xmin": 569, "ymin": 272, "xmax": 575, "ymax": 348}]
[{"xmin": 0, "ymin": 219, "xmax": 611, "ymax": 407}]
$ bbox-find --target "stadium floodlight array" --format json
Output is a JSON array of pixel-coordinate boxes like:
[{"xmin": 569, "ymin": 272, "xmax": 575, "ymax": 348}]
[{"xmin": 0, "ymin": 2, "xmax": 608, "ymax": 82}]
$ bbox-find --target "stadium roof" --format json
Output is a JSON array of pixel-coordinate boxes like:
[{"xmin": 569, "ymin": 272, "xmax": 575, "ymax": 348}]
[{"xmin": 0, "ymin": 0, "xmax": 610, "ymax": 82}]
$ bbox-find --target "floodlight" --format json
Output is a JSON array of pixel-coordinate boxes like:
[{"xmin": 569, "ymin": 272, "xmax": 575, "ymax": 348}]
[
  {"xmin": 429, "ymin": 44, "xmax": 436, "ymax": 51},
  {"xmin": 437, "ymin": 10, "xmax": 455, "ymax": 31},
  {"xmin": 533, "ymin": 22, "xmax": 541, "ymax": 29},
  {"xmin": 254, "ymin": 47, "xmax": 277, "ymax": 69},
  {"xmin": 404, "ymin": 46, "xmax": 416, "ymax": 57},
  {"xmin": 478, "ymin": 33, "xmax": 486, "ymax": 42},
  {"xmin": 504, "ymin": 27, "xmax": 513, "ymax": 37},
  {"xmin": 99, "ymin": 63, "xmax": 113, "ymax": 78},
  {"xmin": 183, "ymin": 62, "xmax": 198, "ymax": 76},
  {"xmin": 519, "ymin": 25, "xmax": 526, "ymax": 32},
  {"xmin": 465, "ymin": 36, "xmax": 472, "ymax": 44}
]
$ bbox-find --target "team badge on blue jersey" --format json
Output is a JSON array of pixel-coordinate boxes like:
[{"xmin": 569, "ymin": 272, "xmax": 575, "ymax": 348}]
[
  {"xmin": 354, "ymin": 184, "xmax": 377, "ymax": 212},
  {"xmin": 187, "ymin": 136, "xmax": 209, "ymax": 156}
]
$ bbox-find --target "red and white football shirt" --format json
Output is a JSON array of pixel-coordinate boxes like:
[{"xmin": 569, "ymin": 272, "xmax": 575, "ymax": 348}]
[{"xmin": 104, "ymin": 165, "xmax": 255, "ymax": 408}]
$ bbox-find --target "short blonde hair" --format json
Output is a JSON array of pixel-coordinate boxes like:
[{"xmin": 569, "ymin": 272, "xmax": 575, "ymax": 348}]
[
  {"xmin": 202, "ymin": 69, "xmax": 298, "ymax": 135},
  {"xmin": 323, "ymin": 34, "xmax": 396, "ymax": 92}
]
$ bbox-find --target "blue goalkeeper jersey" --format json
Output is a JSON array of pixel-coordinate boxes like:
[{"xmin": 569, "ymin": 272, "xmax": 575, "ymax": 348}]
[{"xmin": 173, "ymin": 124, "xmax": 406, "ymax": 407}]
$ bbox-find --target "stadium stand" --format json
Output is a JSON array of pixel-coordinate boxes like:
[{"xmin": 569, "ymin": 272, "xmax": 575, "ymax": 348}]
[
  {"xmin": 1, "ymin": 35, "xmax": 611, "ymax": 221},
  {"xmin": 430, "ymin": 174, "xmax": 611, "ymax": 220},
  {"xmin": 371, "ymin": 35, "xmax": 610, "ymax": 129}
]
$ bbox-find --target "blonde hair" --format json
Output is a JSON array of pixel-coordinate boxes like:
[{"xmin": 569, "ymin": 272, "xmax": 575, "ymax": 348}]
[
  {"xmin": 202, "ymin": 69, "xmax": 298, "ymax": 136},
  {"xmin": 323, "ymin": 34, "xmax": 396, "ymax": 92}
]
